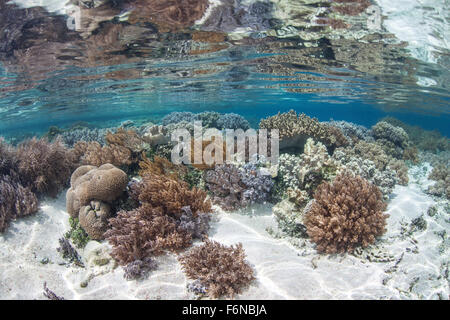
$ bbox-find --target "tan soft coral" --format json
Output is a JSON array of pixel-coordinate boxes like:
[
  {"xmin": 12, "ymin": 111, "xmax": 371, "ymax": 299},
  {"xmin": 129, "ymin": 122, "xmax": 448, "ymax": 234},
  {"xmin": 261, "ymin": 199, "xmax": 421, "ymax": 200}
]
[
  {"xmin": 139, "ymin": 154, "xmax": 187, "ymax": 180},
  {"xmin": 304, "ymin": 173, "xmax": 388, "ymax": 254},
  {"xmin": 137, "ymin": 173, "xmax": 211, "ymax": 218},
  {"xmin": 105, "ymin": 204, "xmax": 192, "ymax": 265},
  {"xmin": 178, "ymin": 240, "xmax": 255, "ymax": 299},
  {"xmin": 72, "ymin": 141, "xmax": 133, "ymax": 167},
  {"xmin": 259, "ymin": 110, "xmax": 348, "ymax": 151}
]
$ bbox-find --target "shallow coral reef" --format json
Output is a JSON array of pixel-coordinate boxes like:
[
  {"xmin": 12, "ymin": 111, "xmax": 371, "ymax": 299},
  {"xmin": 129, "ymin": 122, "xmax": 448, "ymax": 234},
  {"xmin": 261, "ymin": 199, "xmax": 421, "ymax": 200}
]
[
  {"xmin": 178, "ymin": 240, "xmax": 255, "ymax": 299},
  {"xmin": 304, "ymin": 173, "xmax": 388, "ymax": 254},
  {"xmin": 259, "ymin": 110, "xmax": 348, "ymax": 151}
]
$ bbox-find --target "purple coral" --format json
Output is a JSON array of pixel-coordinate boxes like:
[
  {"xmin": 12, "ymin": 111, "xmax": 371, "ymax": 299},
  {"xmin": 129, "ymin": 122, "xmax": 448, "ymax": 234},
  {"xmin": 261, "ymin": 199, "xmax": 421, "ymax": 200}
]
[
  {"xmin": 205, "ymin": 163, "xmax": 274, "ymax": 211},
  {"xmin": 123, "ymin": 257, "xmax": 158, "ymax": 280},
  {"xmin": 177, "ymin": 206, "xmax": 211, "ymax": 239}
]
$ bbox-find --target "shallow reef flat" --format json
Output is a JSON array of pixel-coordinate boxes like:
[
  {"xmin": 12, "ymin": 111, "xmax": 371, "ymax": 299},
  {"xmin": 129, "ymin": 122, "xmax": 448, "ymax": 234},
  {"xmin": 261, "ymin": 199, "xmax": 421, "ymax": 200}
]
[{"xmin": 1, "ymin": 165, "xmax": 448, "ymax": 300}]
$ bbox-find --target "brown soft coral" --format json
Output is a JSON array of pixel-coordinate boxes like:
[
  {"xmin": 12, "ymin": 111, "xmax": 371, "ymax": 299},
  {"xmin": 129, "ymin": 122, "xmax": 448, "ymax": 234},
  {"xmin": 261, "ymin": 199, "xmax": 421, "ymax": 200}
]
[
  {"xmin": 105, "ymin": 128, "xmax": 146, "ymax": 153},
  {"xmin": 178, "ymin": 240, "xmax": 255, "ymax": 299},
  {"xmin": 16, "ymin": 137, "xmax": 76, "ymax": 197},
  {"xmin": 105, "ymin": 204, "xmax": 192, "ymax": 265},
  {"xmin": 137, "ymin": 173, "xmax": 211, "ymax": 218},
  {"xmin": 304, "ymin": 173, "xmax": 388, "ymax": 254},
  {"xmin": 72, "ymin": 141, "xmax": 133, "ymax": 167},
  {"xmin": 139, "ymin": 154, "xmax": 187, "ymax": 180}
]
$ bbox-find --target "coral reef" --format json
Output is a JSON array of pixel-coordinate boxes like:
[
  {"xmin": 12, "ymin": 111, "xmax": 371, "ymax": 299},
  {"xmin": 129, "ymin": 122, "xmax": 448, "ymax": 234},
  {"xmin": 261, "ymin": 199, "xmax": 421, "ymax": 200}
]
[
  {"xmin": 327, "ymin": 120, "xmax": 374, "ymax": 143},
  {"xmin": 332, "ymin": 149, "xmax": 398, "ymax": 198},
  {"xmin": 371, "ymin": 121, "xmax": 411, "ymax": 157},
  {"xmin": 105, "ymin": 205, "xmax": 192, "ymax": 265},
  {"xmin": 204, "ymin": 162, "xmax": 274, "ymax": 211},
  {"xmin": 78, "ymin": 200, "xmax": 112, "ymax": 240},
  {"xmin": 123, "ymin": 257, "xmax": 158, "ymax": 280},
  {"xmin": 276, "ymin": 138, "xmax": 341, "ymax": 199},
  {"xmin": 57, "ymin": 237, "xmax": 84, "ymax": 266},
  {"xmin": 381, "ymin": 117, "xmax": 450, "ymax": 152},
  {"xmin": 177, "ymin": 206, "xmax": 211, "ymax": 239},
  {"xmin": 64, "ymin": 217, "xmax": 90, "ymax": 249},
  {"xmin": 136, "ymin": 173, "xmax": 211, "ymax": 218},
  {"xmin": 259, "ymin": 110, "xmax": 348, "ymax": 151},
  {"xmin": 66, "ymin": 164, "xmax": 128, "ymax": 238},
  {"xmin": 57, "ymin": 126, "xmax": 111, "ymax": 147},
  {"xmin": 16, "ymin": 137, "xmax": 76, "ymax": 197},
  {"xmin": 141, "ymin": 125, "xmax": 171, "ymax": 146},
  {"xmin": 72, "ymin": 141, "xmax": 133, "ymax": 167},
  {"xmin": 304, "ymin": 173, "xmax": 388, "ymax": 254},
  {"xmin": 0, "ymin": 175, "xmax": 38, "ymax": 232},
  {"xmin": 66, "ymin": 164, "xmax": 127, "ymax": 217},
  {"xmin": 427, "ymin": 162, "xmax": 450, "ymax": 199},
  {"xmin": 161, "ymin": 111, "xmax": 250, "ymax": 130},
  {"xmin": 178, "ymin": 240, "xmax": 255, "ymax": 299}
]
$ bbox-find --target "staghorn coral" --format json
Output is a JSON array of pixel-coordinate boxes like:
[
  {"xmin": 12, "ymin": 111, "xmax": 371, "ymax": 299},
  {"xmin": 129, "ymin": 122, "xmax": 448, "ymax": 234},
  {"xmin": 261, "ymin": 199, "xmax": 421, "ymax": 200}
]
[
  {"xmin": 105, "ymin": 204, "xmax": 192, "ymax": 265},
  {"xmin": 137, "ymin": 172, "xmax": 211, "ymax": 218},
  {"xmin": 66, "ymin": 163, "xmax": 128, "ymax": 231},
  {"xmin": 123, "ymin": 257, "xmax": 158, "ymax": 280},
  {"xmin": 16, "ymin": 137, "xmax": 76, "ymax": 197},
  {"xmin": 259, "ymin": 110, "xmax": 348, "ymax": 151},
  {"xmin": 178, "ymin": 240, "xmax": 255, "ymax": 299},
  {"xmin": 304, "ymin": 173, "xmax": 388, "ymax": 254},
  {"xmin": 0, "ymin": 175, "xmax": 38, "ymax": 232},
  {"xmin": 204, "ymin": 162, "xmax": 274, "ymax": 211}
]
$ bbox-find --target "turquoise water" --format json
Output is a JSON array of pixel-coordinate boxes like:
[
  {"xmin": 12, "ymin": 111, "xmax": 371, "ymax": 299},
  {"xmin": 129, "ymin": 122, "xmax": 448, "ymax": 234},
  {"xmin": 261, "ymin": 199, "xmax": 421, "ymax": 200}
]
[{"xmin": 0, "ymin": 1, "xmax": 449, "ymax": 139}]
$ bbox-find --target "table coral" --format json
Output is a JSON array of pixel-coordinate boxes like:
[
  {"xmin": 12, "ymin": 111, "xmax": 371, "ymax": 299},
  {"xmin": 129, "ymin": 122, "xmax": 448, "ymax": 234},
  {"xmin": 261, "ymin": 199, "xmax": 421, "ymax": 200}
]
[
  {"xmin": 304, "ymin": 173, "xmax": 388, "ymax": 254},
  {"xmin": 178, "ymin": 240, "xmax": 255, "ymax": 299},
  {"xmin": 259, "ymin": 110, "xmax": 348, "ymax": 151}
]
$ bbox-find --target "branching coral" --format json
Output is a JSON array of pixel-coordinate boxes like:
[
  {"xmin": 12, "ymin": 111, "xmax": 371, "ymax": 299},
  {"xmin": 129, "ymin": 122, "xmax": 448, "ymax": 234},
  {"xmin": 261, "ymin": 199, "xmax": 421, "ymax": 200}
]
[
  {"xmin": 161, "ymin": 111, "xmax": 250, "ymax": 130},
  {"xmin": 105, "ymin": 204, "xmax": 192, "ymax": 265},
  {"xmin": 178, "ymin": 240, "xmax": 255, "ymax": 299},
  {"xmin": 136, "ymin": 172, "xmax": 211, "ymax": 218},
  {"xmin": 123, "ymin": 257, "xmax": 158, "ymax": 280},
  {"xmin": 16, "ymin": 137, "xmax": 76, "ymax": 197},
  {"xmin": 277, "ymin": 138, "xmax": 341, "ymax": 199},
  {"xmin": 371, "ymin": 121, "xmax": 411, "ymax": 159},
  {"xmin": 0, "ymin": 175, "xmax": 38, "ymax": 232},
  {"xmin": 204, "ymin": 162, "xmax": 274, "ymax": 211},
  {"xmin": 259, "ymin": 110, "xmax": 348, "ymax": 151},
  {"xmin": 304, "ymin": 173, "xmax": 388, "ymax": 254},
  {"xmin": 427, "ymin": 162, "xmax": 450, "ymax": 199}
]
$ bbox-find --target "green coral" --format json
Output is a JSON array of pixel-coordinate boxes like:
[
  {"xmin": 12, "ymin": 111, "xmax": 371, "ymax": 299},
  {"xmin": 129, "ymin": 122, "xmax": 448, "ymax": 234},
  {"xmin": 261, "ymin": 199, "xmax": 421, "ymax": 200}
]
[{"xmin": 65, "ymin": 217, "xmax": 90, "ymax": 249}]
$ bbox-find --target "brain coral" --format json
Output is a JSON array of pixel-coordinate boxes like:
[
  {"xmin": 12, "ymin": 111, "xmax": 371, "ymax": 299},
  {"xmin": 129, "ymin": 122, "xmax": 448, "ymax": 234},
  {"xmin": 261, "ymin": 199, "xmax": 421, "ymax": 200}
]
[
  {"xmin": 259, "ymin": 110, "xmax": 348, "ymax": 151},
  {"xmin": 66, "ymin": 164, "xmax": 128, "ymax": 238},
  {"xmin": 78, "ymin": 200, "xmax": 112, "ymax": 240},
  {"xmin": 304, "ymin": 173, "xmax": 388, "ymax": 254}
]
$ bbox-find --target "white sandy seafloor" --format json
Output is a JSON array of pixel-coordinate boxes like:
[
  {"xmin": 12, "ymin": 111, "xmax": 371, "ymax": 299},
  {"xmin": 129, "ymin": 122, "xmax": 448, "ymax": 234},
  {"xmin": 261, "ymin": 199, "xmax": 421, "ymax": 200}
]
[{"xmin": 0, "ymin": 163, "xmax": 449, "ymax": 300}]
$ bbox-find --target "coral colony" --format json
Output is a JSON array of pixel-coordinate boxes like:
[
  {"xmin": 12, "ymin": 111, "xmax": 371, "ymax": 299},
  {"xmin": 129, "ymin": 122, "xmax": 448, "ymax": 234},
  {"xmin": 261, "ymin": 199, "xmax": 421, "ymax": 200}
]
[{"xmin": 0, "ymin": 110, "xmax": 449, "ymax": 299}]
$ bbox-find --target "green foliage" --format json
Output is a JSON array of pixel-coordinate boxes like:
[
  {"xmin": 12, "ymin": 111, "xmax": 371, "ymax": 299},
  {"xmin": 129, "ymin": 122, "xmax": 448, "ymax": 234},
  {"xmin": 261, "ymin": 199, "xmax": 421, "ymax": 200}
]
[
  {"xmin": 182, "ymin": 166, "xmax": 204, "ymax": 190},
  {"xmin": 65, "ymin": 217, "xmax": 90, "ymax": 249}
]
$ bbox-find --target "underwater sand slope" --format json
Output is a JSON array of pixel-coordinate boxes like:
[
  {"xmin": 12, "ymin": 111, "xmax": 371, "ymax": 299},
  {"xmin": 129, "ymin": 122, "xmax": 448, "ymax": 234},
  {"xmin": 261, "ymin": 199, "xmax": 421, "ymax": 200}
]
[{"xmin": 0, "ymin": 165, "xmax": 448, "ymax": 300}]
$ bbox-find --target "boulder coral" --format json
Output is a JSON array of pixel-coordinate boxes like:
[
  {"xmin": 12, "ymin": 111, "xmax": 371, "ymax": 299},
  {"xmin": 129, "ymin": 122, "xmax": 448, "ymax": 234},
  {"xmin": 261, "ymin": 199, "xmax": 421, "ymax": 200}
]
[
  {"xmin": 66, "ymin": 164, "xmax": 128, "ymax": 239},
  {"xmin": 304, "ymin": 173, "xmax": 388, "ymax": 254}
]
